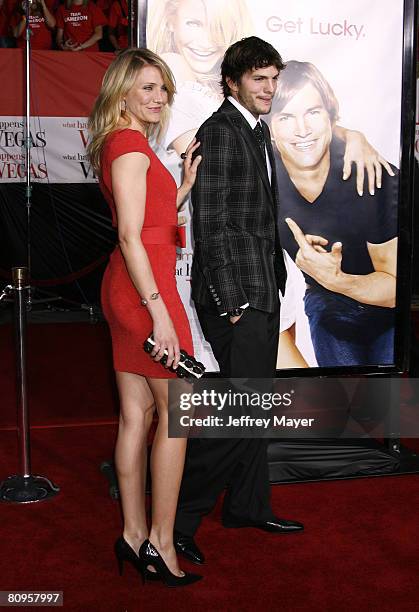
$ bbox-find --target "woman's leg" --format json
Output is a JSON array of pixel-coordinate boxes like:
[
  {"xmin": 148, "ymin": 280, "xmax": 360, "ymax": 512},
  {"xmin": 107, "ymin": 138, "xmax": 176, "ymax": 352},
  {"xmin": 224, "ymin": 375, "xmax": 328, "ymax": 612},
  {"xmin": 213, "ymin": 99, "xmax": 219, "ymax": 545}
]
[
  {"xmin": 147, "ymin": 377, "xmax": 187, "ymax": 576},
  {"xmin": 115, "ymin": 371, "xmax": 155, "ymax": 553}
]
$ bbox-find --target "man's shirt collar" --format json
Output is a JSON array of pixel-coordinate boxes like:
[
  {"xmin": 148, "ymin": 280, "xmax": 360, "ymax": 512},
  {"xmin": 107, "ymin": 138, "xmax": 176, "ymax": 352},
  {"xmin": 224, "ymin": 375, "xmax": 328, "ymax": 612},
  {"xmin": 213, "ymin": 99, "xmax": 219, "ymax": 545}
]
[{"xmin": 227, "ymin": 95, "xmax": 260, "ymax": 130}]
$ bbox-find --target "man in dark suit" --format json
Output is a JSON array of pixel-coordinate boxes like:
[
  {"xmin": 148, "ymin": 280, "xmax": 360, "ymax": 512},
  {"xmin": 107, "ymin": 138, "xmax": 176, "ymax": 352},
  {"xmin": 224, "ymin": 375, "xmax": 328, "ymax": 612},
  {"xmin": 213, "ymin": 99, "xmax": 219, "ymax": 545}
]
[{"xmin": 174, "ymin": 37, "xmax": 304, "ymax": 565}]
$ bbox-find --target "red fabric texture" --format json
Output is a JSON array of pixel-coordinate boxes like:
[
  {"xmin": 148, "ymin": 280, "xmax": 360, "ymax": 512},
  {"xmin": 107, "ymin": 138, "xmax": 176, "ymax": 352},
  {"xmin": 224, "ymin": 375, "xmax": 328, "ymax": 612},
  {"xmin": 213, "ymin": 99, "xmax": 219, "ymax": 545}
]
[
  {"xmin": 55, "ymin": 1, "xmax": 107, "ymax": 51},
  {"xmin": 108, "ymin": 0, "xmax": 128, "ymax": 49},
  {"xmin": 100, "ymin": 129, "xmax": 193, "ymax": 376},
  {"xmin": 96, "ymin": 0, "xmax": 113, "ymax": 17},
  {"xmin": 0, "ymin": 424, "xmax": 419, "ymax": 611},
  {"xmin": 0, "ymin": 322, "xmax": 118, "ymax": 430},
  {"xmin": 0, "ymin": 49, "xmax": 113, "ymax": 117}
]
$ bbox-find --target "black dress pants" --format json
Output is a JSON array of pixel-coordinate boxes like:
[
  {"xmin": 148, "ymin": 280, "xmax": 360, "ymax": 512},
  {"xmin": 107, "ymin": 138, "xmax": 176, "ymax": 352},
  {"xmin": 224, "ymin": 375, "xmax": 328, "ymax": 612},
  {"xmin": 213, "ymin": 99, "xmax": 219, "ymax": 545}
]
[{"xmin": 174, "ymin": 304, "xmax": 280, "ymax": 537}]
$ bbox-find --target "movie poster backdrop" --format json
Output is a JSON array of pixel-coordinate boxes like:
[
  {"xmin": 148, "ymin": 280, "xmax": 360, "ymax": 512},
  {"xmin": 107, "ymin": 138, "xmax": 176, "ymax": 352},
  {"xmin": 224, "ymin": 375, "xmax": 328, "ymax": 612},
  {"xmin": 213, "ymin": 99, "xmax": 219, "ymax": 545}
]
[{"xmin": 146, "ymin": 0, "xmax": 404, "ymax": 371}]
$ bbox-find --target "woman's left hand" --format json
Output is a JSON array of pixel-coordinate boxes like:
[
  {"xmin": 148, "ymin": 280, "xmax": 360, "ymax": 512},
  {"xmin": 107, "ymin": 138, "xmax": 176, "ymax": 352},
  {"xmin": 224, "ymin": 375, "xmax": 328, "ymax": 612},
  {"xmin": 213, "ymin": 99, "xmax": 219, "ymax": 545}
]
[
  {"xmin": 181, "ymin": 137, "xmax": 202, "ymax": 191},
  {"xmin": 177, "ymin": 209, "xmax": 187, "ymax": 226},
  {"xmin": 342, "ymin": 129, "xmax": 395, "ymax": 196},
  {"xmin": 176, "ymin": 138, "xmax": 202, "ymax": 209}
]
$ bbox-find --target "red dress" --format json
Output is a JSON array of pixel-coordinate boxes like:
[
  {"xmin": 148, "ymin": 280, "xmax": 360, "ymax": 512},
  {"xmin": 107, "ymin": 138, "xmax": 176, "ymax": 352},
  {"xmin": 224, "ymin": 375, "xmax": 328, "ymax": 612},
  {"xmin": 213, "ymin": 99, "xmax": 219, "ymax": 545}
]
[{"xmin": 99, "ymin": 128, "xmax": 193, "ymax": 377}]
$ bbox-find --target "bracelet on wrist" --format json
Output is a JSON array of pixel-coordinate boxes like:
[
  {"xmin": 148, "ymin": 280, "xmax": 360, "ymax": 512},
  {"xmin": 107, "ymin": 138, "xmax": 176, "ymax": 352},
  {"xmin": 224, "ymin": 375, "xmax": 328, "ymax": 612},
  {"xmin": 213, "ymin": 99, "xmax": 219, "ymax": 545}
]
[{"xmin": 140, "ymin": 291, "xmax": 160, "ymax": 306}]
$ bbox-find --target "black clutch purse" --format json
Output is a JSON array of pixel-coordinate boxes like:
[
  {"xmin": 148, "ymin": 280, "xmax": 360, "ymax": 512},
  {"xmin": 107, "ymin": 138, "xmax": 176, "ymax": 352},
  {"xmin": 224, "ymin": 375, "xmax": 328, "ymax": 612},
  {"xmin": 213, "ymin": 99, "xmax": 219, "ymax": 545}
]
[{"xmin": 143, "ymin": 334, "xmax": 205, "ymax": 379}]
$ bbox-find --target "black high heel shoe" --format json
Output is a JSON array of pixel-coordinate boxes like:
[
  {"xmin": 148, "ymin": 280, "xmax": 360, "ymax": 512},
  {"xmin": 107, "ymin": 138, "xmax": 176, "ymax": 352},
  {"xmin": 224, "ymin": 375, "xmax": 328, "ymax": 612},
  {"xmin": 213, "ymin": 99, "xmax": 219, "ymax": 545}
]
[
  {"xmin": 138, "ymin": 540, "xmax": 202, "ymax": 587},
  {"xmin": 114, "ymin": 536, "xmax": 160, "ymax": 583}
]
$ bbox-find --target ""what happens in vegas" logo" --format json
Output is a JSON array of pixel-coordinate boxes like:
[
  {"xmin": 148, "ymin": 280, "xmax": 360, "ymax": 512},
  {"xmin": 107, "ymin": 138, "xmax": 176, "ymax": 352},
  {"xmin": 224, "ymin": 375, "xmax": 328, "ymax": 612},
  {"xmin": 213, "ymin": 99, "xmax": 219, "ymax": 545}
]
[
  {"xmin": 62, "ymin": 119, "xmax": 96, "ymax": 180},
  {"xmin": 0, "ymin": 120, "xmax": 47, "ymax": 180}
]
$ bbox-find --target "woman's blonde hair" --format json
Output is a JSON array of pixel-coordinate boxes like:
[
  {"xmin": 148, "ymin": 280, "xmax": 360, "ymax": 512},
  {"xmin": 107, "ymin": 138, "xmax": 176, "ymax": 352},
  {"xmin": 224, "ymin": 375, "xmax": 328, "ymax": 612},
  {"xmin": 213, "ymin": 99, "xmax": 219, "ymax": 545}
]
[
  {"xmin": 147, "ymin": 0, "xmax": 253, "ymax": 90},
  {"xmin": 88, "ymin": 48, "xmax": 176, "ymax": 174}
]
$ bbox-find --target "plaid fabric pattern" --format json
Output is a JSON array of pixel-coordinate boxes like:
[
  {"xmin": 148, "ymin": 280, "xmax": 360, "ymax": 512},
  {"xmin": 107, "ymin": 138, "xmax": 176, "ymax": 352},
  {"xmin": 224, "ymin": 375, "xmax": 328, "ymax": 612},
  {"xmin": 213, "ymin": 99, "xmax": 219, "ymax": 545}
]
[
  {"xmin": 253, "ymin": 122, "xmax": 267, "ymax": 162},
  {"xmin": 191, "ymin": 100, "xmax": 287, "ymax": 314}
]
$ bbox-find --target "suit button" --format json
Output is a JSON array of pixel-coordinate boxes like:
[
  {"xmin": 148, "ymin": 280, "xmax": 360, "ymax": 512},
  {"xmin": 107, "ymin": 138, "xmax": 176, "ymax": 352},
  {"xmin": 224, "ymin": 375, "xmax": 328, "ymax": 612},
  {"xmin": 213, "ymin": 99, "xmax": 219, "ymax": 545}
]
[
  {"xmin": 272, "ymin": 251, "xmax": 276, "ymax": 256},
  {"xmin": 216, "ymin": 300, "xmax": 221, "ymax": 305}
]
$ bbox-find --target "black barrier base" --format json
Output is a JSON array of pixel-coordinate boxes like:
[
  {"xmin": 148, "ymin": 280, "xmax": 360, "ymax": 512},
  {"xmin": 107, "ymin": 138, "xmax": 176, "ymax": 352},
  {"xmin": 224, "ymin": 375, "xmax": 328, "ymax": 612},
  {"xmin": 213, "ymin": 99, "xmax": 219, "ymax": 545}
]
[
  {"xmin": 267, "ymin": 439, "xmax": 419, "ymax": 483},
  {"xmin": 0, "ymin": 474, "xmax": 60, "ymax": 503},
  {"xmin": 101, "ymin": 442, "xmax": 419, "ymax": 501}
]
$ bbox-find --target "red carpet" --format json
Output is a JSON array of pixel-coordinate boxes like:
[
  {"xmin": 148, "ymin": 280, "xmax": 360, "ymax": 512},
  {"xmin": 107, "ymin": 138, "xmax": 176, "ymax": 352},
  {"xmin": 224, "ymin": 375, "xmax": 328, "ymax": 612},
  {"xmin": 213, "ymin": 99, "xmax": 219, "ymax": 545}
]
[
  {"xmin": 0, "ymin": 322, "xmax": 118, "ymax": 429},
  {"xmin": 1, "ymin": 425, "xmax": 418, "ymax": 611},
  {"xmin": 1, "ymin": 321, "xmax": 419, "ymax": 611}
]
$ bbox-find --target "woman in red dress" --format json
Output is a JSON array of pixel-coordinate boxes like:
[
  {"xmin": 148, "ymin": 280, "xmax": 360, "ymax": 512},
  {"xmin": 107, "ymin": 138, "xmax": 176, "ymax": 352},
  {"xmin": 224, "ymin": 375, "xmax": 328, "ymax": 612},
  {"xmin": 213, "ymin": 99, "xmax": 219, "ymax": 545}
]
[{"xmin": 88, "ymin": 48, "xmax": 202, "ymax": 587}]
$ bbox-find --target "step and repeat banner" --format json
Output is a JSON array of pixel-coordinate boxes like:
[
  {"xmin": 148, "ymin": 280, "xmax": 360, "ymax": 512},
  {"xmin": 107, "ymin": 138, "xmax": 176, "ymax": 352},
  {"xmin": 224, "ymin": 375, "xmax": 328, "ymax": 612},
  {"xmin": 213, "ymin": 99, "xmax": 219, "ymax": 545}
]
[{"xmin": 0, "ymin": 0, "xmax": 412, "ymax": 372}]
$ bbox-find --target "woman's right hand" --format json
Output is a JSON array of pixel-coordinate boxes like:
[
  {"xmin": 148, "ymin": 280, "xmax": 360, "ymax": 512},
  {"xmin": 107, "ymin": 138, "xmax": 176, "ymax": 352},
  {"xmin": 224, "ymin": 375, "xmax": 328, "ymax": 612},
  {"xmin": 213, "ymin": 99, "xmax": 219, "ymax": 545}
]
[
  {"xmin": 150, "ymin": 313, "xmax": 180, "ymax": 370},
  {"xmin": 181, "ymin": 137, "xmax": 202, "ymax": 192},
  {"xmin": 176, "ymin": 138, "xmax": 202, "ymax": 208}
]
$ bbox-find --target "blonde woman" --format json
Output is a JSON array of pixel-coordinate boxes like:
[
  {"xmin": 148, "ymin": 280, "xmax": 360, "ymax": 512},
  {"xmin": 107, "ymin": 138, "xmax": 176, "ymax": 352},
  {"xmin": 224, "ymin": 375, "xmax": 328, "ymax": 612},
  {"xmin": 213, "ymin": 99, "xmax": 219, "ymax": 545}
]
[{"xmin": 88, "ymin": 48, "xmax": 202, "ymax": 587}]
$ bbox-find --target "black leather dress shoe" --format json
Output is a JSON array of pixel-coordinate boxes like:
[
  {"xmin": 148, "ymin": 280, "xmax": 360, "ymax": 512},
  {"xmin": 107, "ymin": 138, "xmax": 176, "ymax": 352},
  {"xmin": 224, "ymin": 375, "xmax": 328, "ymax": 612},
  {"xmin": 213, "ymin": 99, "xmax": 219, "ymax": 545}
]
[
  {"xmin": 222, "ymin": 513, "xmax": 304, "ymax": 533},
  {"xmin": 174, "ymin": 532, "xmax": 205, "ymax": 565}
]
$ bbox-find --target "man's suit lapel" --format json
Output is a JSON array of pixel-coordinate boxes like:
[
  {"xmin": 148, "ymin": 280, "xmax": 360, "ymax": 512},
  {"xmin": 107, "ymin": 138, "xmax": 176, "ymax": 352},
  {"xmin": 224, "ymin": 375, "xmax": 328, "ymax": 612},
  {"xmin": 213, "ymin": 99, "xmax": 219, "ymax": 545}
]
[{"xmin": 219, "ymin": 100, "xmax": 274, "ymax": 204}]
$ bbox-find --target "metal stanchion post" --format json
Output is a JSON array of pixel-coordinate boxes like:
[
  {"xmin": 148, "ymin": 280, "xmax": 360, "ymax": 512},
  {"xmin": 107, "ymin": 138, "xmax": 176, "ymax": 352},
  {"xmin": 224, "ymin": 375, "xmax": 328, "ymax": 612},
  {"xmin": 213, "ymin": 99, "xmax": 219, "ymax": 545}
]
[{"xmin": 0, "ymin": 267, "xmax": 59, "ymax": 503}]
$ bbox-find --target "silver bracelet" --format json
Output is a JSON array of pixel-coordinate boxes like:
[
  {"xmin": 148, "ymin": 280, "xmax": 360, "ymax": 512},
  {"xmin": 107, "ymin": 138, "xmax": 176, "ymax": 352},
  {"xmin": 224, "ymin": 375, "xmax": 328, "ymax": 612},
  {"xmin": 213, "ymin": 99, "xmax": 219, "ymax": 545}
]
[{"xmin": 140, "ymin": 292, "xmax": 160, "ymax": 306}]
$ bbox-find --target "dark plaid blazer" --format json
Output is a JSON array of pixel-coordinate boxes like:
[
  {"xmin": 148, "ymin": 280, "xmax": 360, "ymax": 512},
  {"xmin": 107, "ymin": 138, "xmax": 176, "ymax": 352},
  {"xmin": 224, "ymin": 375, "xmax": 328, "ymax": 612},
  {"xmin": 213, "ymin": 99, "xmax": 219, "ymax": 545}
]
[{"xmin": 191, "ymin": 99, "xmax": 287, "ymax": 314}]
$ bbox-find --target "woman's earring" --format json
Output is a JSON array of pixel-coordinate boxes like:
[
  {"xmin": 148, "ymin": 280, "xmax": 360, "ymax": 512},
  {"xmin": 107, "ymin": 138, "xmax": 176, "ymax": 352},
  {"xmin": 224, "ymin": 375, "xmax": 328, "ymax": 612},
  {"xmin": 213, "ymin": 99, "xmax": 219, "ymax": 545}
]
[{"xmin": 121, "ymin": 99, "xmax": 127, "ymax": 113}]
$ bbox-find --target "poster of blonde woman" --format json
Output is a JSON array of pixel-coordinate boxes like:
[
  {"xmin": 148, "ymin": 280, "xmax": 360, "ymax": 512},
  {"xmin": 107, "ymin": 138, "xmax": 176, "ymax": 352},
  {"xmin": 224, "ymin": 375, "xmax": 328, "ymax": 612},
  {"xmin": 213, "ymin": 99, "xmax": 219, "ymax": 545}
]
[{"xmin": 146, "ymin": 0, "xmax": 406, "ymax": 371}]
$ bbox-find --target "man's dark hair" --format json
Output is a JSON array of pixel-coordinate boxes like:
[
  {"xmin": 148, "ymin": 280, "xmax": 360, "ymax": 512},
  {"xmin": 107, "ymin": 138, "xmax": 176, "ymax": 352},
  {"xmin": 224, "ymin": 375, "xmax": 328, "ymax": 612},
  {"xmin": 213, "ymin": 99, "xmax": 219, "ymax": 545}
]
[{"xmin": 221, "ymin": 36, "xmax": 285, "ymax": 98}]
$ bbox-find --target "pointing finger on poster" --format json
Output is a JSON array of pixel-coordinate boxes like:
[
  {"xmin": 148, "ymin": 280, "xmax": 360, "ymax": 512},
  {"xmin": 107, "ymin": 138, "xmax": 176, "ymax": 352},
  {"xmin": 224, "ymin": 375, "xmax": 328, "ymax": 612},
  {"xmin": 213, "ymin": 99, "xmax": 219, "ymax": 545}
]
[
  {"xmin": 285, "ymin": 218, "xmax": 328, "ymax": 255},
  {"xmin": 285, "ymin": 218, "xmax": 308, "ymax": 250}
]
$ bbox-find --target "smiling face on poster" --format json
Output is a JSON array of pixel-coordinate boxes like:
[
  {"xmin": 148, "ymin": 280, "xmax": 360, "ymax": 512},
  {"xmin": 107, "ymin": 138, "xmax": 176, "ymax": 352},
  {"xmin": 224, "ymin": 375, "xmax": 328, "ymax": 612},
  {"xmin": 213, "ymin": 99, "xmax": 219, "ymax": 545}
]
[
  {"xmin": 148, "ymin": 0, "xmax": 253, "ymax": 83},
  {"xmin": 271, "ymin": 83, "xmax": 334, "ymax": 172},
  {"xmin": 146, "ymin": 0, "xmax": 404, "ymax": 372},
  {"xmin": 169, "ymin": 0, "xmax": 225, "ymax": 76}
]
